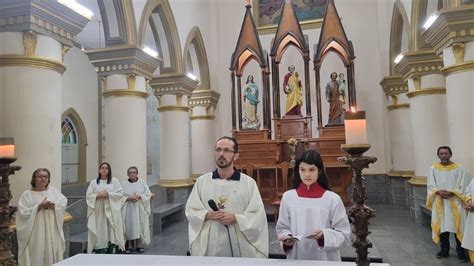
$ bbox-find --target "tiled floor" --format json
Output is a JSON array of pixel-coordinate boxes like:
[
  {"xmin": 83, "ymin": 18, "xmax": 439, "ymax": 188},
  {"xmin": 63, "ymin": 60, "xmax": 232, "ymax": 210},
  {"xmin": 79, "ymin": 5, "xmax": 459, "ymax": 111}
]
[{"xmin": 142, "ymin": 204, "xmax": 469, "ymax": 265}]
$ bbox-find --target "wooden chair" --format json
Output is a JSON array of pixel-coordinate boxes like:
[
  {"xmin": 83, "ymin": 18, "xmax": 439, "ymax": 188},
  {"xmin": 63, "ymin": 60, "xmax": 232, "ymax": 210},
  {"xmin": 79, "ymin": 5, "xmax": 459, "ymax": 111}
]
[{"xmin": 271, "ymin": 161, "xmax": 290, "ymax": 222}]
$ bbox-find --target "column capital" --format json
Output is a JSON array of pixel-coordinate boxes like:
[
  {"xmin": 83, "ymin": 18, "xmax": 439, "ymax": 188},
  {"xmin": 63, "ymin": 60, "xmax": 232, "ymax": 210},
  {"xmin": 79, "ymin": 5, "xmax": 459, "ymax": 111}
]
[
  {"xmin": 379, "ymin": 76, "xmax": 408, "ymax": 97},
  {"xmin": 422, "ymin": 6, "xmax": 474, "ymax": 55},
  {"xmin": 86, "ymin": 46, "xmax": 160, "ymax": 80},
  {"xmin": 0, "ymin": 0, "xmax": 89, "ymax": 46},
  {"xmin": 189, "ymin": 89, "xmax": 221, "ymax": 109},
  {"xmin": 151, "ymin": 74, "xmax": 198, "ymax": 97},
  {"xmin": 394, "ymin": 50, "xmax": 443, "ymax": 80}
]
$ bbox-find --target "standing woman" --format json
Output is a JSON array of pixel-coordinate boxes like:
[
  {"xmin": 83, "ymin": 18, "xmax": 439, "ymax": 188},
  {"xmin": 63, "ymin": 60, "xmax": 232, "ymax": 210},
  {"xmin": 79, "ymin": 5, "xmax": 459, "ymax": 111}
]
[
  {"xmin": 16, "ymin": 168, "xmax": 67, "ymax": 266},
  {"xmin": 276, "ymin": 150, "xmax": 350, "ymax": 261},
  {"xmin": 86, "ymin": 162, "xmax": 125, "ymax": 253},
  {"xmin": 122, "ymin": 166, "xmax": 152, "ymax": 254}
]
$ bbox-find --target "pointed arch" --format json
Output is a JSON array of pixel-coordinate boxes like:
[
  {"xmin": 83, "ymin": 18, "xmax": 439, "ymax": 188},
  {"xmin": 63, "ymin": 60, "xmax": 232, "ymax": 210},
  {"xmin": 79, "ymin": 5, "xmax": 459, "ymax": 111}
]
[
  {"xmin": 97, "ymin": 0, "xmax": 137, "ymax": 46},
  {"xmin": 183, "ymin": 26, "xmax": 210, "ymax": 91},
  {"xmin": 138, "ymin": 0, "xmax": 183, "ymax": 74},
  {"xmin": 389, "ymin": 1, "xmax": 411, "ymax": 75},
  {"xmin": 61, "ymin": 108, "xmax": 88, "ymax": 184}
]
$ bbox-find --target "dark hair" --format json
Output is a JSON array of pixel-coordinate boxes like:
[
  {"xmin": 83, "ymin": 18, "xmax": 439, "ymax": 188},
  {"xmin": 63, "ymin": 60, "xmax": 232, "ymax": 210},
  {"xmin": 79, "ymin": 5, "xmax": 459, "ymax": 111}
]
[
  {"xmin": 127, "ymin": 166, "xmax": 138, "ymax": 174},
  {"xmin": 292, "ymin": 150, "xmax": 331, "ymax": 190},
  {"xmin": 216, "ymin": 136, "xmax": 239, "ymax": 153},
  {"xmin": 31, "ymin": 168, "xmax": 51, "ymax": 188},
  {"xmin": 437, "ymin": 146, "xmax": 452, "ymax": 155},
  {"xmin": 97, "ymin": 162, "xmax": 112, "ymax": 184}
]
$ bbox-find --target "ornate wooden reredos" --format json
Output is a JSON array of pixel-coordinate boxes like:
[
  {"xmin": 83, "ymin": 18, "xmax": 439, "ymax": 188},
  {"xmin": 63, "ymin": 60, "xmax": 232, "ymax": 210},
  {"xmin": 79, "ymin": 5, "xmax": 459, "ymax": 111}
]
[
  {"xmin": 270, "ymin": 0, "xmax": 311, "ymax": 118},
  {"xmin": 230, "ymin": 3, "xmax": 271, "ymax": 134},
  {"xmin": 313, "ymin": 0, "xmax": 356, "ymax": 128}
]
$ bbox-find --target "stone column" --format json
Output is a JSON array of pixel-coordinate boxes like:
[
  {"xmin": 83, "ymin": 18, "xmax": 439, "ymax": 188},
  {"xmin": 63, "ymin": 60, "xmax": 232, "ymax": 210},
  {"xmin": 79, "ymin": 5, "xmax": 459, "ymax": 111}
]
[
  {"xmin": 395, "ymin": 50, "xmax": 448, "ymax": 220},
  {"xmin": 423, "ymin": 5, "xmax": 474, "ymax": 175},
  {"xmin": 151, "ymin": 74, "xmax": 198, "ymax": 203},
  {"xmin": 189, "ymin": 90, "xmax": 220, "ymax": 180},
  {"xmin": 0, "ymin": 1, "xmax": 88, "ymax": 203},
  {"xmin": 86, "ymin": 47, "xmax": 160, "ymax": 181},
  {"xmin": 380, "ymin": 76, "xmax": 413, "ymax": 207}
]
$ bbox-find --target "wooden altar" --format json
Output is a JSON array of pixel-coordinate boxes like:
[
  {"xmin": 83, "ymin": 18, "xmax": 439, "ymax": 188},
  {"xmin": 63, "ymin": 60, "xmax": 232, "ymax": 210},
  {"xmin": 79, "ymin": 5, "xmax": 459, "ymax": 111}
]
[{"xmin": 230, "ymin": 1, "xmax": 355, "ymax": 207}]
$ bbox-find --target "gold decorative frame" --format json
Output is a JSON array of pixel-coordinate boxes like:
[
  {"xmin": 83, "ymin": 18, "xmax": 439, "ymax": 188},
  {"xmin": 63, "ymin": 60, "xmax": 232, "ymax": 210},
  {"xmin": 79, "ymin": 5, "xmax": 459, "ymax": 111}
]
[{"xmin": 252, "ymin": 0, "xmax": 324, "ymax": 34}]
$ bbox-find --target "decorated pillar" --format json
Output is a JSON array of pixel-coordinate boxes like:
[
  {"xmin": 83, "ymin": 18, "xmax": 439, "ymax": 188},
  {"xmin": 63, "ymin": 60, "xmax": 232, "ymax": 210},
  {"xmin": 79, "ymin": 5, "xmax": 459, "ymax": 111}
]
[
  {"xmin": 151, "ymin": 74, "xmax": 198, "ymax": 202},
  {"xmin": 395, "ymin": 51, "xmax": 447, "ymax": 219},
  {"xmin": 0, "ymin": 1, "xmax": 88, "ymax": 203},
  {"xmin": 423, "ymin": 5, "xmax": 474, "ymax": 174},
  {"xmin": 87, "ymin": 47, "xmax": 160, "ymax": 181},
  {"xmin": 189, "ymin": 90, "xmax": 220, "ymax": 180}
]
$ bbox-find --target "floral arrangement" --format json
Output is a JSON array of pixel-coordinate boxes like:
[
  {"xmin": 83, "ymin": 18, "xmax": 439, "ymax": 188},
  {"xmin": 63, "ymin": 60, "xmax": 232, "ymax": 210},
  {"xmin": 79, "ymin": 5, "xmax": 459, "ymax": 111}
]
[
  {"xmin": 217, "ymin": 194, "xmax": 228, "ymax": 209},
  {"xmin": 287, "ymin": 138, "xmax": 298, "ymax": 146}
]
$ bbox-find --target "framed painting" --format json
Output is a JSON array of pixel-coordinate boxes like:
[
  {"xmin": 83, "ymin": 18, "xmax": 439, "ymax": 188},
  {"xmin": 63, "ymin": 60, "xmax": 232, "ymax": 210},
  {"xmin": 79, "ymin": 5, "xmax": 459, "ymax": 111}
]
[{"xmin": 252, "ymin": 0, "xmax": 327, "ymax": 34}]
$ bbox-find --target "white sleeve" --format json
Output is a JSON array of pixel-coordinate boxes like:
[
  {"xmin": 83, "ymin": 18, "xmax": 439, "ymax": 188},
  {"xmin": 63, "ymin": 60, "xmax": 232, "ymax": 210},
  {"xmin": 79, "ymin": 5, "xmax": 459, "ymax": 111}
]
[{"xmin": 320, "ymin": 195, "xmax": 351, "ymax": 251}]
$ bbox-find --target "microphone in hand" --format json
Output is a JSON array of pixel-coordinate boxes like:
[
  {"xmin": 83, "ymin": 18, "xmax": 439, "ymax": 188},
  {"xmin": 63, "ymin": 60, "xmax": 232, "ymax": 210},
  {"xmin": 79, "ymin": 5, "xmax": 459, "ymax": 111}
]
[{"xmin": 208, "ymin": 199, "xmax": 219, "ymax": 211}]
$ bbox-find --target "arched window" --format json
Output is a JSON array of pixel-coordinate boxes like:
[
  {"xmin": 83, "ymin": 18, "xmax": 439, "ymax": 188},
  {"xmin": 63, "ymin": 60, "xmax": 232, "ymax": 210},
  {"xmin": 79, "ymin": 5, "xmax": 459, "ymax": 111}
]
[{"xmin": 62, "ymin": 117, "xmax": 79, "ymax": 184}]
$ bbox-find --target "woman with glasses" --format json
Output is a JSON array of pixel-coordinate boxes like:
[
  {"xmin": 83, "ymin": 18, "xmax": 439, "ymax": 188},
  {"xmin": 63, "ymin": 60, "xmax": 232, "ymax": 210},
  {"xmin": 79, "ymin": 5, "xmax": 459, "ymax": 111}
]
[
  {"xmin": 276, "ymin": 150, "xmax": 350, "ymax": 261},
  {"xmin": 16, "ymin": 168, "xmax": 68, "ymax": 266},
  {"xmin": 86, "ymin": 162, "xmax": 125, "ymax": 254}
]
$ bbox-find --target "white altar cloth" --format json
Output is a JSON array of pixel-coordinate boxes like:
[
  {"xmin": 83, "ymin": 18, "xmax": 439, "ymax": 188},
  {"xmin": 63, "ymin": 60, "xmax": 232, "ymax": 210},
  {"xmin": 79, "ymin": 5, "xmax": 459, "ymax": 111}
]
[{"xmin": 55, "ymin": 254, "xmax": 389, "ymax": 266}]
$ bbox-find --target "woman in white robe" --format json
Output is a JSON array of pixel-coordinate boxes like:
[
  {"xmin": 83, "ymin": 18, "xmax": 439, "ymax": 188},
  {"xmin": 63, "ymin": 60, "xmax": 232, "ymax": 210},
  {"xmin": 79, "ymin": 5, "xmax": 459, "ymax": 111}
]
[
  {"xmin": 462, "ymin": 178, "xmax": 474, "ymax": 263},
  {"xmin": 122, "ymin": 166, "xmax": 151, "ymax": 253},
  {"xmin": 86, "ymin": 162, "xmax": 125, "ymax": 253},
  {"xmin": 16, "ymin": 168, "xmax": 67, "ymax": 266},
  {"xmin": 276, "ymin": 150, "xmax": 351, "ymax": 261}
]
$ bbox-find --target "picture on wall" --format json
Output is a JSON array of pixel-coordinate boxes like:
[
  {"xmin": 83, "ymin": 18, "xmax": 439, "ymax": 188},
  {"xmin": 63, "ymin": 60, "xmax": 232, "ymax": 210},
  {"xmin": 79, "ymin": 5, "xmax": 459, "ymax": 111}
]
[{"xmin": 252, "ymin": 0, "xmax": 327, "ymax": 34}]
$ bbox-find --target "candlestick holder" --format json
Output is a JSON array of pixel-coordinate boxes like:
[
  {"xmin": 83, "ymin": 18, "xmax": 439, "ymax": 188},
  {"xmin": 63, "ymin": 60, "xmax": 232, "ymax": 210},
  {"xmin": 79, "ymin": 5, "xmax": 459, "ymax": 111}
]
[
  {"xmin": 338, "ymin": 144, "xmax": 377, "ymax": 266},
  {"xmin": 0, "ymin": 157, "xmax": 21, "ymax": 266}
]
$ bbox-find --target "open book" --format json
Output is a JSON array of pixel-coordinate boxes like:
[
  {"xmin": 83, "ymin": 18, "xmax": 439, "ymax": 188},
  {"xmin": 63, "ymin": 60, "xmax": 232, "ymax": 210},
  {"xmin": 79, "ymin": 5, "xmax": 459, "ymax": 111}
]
[{"xmin": 280, "ymin": 232, "xmax": 316, "ymax": 242}]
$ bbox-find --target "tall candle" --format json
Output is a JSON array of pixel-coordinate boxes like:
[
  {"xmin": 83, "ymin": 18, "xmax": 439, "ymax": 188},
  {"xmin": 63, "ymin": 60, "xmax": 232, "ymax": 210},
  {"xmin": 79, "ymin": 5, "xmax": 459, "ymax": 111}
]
[
  {"xmin": 344, "ymin": 110, "xmax": 368, "ymax": 145},
  {"xmin": 0, "ymin": 138, "xmax": 15, "ymax": 157}
]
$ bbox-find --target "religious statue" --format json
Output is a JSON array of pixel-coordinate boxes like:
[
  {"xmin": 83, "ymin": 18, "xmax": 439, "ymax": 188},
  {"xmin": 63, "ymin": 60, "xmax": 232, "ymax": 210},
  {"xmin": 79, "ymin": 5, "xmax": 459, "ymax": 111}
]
[
  {"xmin": 242, "ymin": 75, "xmax": 260, "ymax": 130},
  {"xmin": 338, "ymin": 73, "xmax": 346, "ymax": 104},
  {"xmin": 325, "ymin": 72, "xmax": 345, "ymax": 125},
  {"xmin": 283, "ymin": 65, "xmax": 303, "ymax": 116}
]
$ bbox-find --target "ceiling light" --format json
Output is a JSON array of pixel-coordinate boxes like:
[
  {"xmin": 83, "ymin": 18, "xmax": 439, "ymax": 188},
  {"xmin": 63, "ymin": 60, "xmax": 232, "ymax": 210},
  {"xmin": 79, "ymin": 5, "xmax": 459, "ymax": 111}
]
[{"xmin": 57, "ymin": 0, "xmax": 93, "ymax": 20}]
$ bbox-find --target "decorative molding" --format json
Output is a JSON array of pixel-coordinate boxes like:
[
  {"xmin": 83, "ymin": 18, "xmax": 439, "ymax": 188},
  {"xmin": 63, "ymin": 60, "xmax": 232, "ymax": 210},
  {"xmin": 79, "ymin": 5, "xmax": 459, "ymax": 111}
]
[
  {"xmin": 412, "ymin": 76, "xmax": 421, "ymax": 91},
  {"xmin": 102, "ymin": 89, "xmax": 148, "ymax": 98},
  {"xmin": 86, "ymin": 46, "xmax": 161, "ymax": 79},
  {"xmin": 158, "ymin": 178, "xmax": 194, "ymax": 188},
  {"xmin": 189, "ymin": 89, "xmax": 221, "ymax": 109},
  {"xmin": 61, "ymin": 45, "xmax": 71, "ymax": 63},
  {"xmin": 407, "ymin": 176, "xmax": 427, "ymax": 186},
  {"xmin": 387, "ymin": 103, "xmax": 410, "ymax": 111},
  {"xmin": 394, "ymin": 50, "xmax": 444, "ymax": 80},
  {"xmin": 387, "ymin": 169, "xmax": 414, "ymax": 178},
  {"xmin": 406, "ymin": 88, "xmax": 446, "ymax": 98},
  {"xmin": 441, "ymin": 60, "xmax": 474, "ymax": 76},
  {"xmin": 422, "ymin": 6, "xmax": 474, "ymax": 55},
  {"xmin": 157, "ymin": 105, "xmax": 190, "ymax": 112},
  {"xmin": 391, "ymin": 95, "xmax": 398, "ymax": 105},
  {"xmin": 176, "ymin": 94, "xmax": 183, "ymax": 107},
  {"xmin": 452, "ymin": 42, "xmax": 465, "ymax": 64},
  {"xmin": 22, "ymin": 30, "xmax": 37, "ymax": 56},
  {"xmin": 380, "ymin": 76, "xmax": 408, "ymax": 96},
  {"xmin": 127, "ymin": 74, "xmax": 136, "ymax": 90},
  {"xmin": 0, "ymin": 54, "xmax": 65, "ymax": 74},
  {"xmin": 151, "ymin": 74, "xmax": 199, "ymax": 97},
  {"xmin": 191, "ymin": 115, "xmax": 215, "ymax": 121},
  {"xmin": 0, "ymin": 0, "xmax": 89, "ymax": 46}
]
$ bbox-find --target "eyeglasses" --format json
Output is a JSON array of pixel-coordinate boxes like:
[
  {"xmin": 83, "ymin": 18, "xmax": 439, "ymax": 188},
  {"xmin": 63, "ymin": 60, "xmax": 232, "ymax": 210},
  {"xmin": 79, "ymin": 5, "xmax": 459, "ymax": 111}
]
[{"xmin": 214, "ymin": 147, "xmax": 235, "ymax": 154}]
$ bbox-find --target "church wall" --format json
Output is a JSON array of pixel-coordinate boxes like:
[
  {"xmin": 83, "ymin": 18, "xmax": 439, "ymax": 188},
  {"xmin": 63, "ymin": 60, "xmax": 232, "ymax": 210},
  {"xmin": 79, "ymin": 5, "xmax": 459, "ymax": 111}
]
[
  {"xmin": 62, "ymin": 47, "xmax": 99, "ymax": 182},
  {"xmin": 210, "ymin": 0, "xmax": 392, "ymax": 174}
]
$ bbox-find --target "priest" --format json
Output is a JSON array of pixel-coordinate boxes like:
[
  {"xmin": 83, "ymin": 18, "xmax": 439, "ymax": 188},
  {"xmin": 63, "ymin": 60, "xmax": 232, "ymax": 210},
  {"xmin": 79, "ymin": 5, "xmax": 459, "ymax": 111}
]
[{"xmin": 186, "ymin": 136, "xmax": 268, "ymax": 258}]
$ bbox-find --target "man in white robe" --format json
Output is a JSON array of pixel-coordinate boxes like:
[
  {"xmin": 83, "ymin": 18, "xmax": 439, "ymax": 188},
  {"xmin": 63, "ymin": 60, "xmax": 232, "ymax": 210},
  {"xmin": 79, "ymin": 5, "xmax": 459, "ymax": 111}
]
[
  {"xmin": 122, "ymin": 166, "xmax": 151, "ymax": 253},
  {"xmin": 86, "ymin": 175, "xmax": 125, "ymax": 253},
  {"xmin": 16, "ymin": 168, "xmax": 68, "ymax": 266},
  {"xmin": 426, "ymin": 146, "xmax": 469, "ymax": 262},
  {"xmin": 186, "ymin": 136, "xmax": 268, "ymax": 258},
  {"xmin": 462, "ymin": 178, "xmax": 474, "ymax": 263}
]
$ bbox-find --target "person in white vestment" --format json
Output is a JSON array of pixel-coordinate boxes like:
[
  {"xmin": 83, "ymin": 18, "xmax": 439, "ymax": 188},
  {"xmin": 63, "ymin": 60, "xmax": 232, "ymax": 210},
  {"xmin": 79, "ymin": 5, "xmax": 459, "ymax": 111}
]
[
  {"xmin": 426, "ymin": 146, "xmax": 469, "ymax": 262},
  {"xmin": 16, "ymin": 168, "xmax": 67, "ymax": 266},
  {"xmin": 86, "ymin": 162, "xmax": 125, "ymax": 254},
  {"xmin": 462, "ymin": 178, "xmax": 474, "ymax": 263},
  {"xmin": 122, "ymin": 166, "xmax": 151, "ymax": 254},
  {"xmin": 276, "ymin": 150, "xmax": 350, "ymax": 261},
  {"xmin": 186, "ymin": 136, "xmax": 269, "ymax": 258}
]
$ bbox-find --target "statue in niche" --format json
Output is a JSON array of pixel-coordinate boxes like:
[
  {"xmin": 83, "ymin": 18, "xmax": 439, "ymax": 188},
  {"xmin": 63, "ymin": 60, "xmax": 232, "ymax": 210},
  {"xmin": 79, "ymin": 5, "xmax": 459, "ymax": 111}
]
[
  {"xmin": 283, "ymin": 65, "xmax": 303, "ymax": 116},
  {"xmin": 242, "ymin": 75, "xmax": 261, "ymax": 130},
  {"xmin": 325, "ymin": 72, "xmax": 345, "ymax": 125}
]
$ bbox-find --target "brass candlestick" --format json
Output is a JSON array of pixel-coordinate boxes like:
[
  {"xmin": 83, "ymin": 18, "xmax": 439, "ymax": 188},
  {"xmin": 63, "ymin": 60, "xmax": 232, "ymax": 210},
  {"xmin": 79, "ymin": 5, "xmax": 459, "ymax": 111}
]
[
  {"xmin": 0, "ymin": 157, "xmax": 21, "ymax": 266},
  {"xmin": 338, "ymin": 144, "xmax": 377, "ymax": 266}
]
